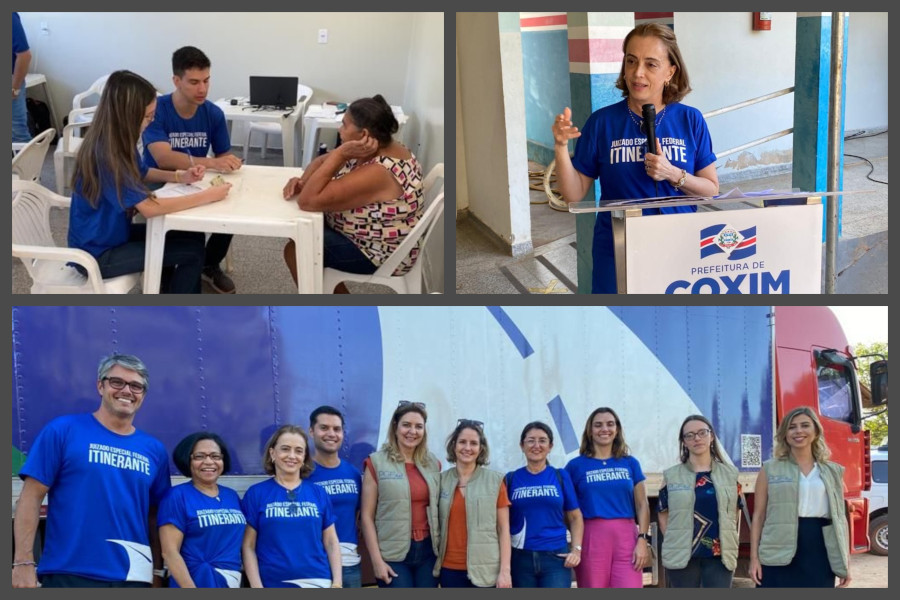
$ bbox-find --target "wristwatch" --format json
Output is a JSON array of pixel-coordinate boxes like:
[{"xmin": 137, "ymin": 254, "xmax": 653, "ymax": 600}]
[
  {"xmin": 672, "ymin": 168, "xmax": 687, "ymax": 189},
  {"xmin": 573, "ymin": 545, "xmax": 582, "ymax": 552},
  {"xmin": 638, "ymin": 532, "xmax": 652, "ymax": 543},
  {"xmin": 12, "ymin": 87, "xmax": 20, "ymax": 98}
]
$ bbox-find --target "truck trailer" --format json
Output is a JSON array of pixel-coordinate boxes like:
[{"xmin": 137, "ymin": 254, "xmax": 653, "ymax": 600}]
[{"xmin": 11, "ymin": 305, "xmax": 886, "ymax": 585}]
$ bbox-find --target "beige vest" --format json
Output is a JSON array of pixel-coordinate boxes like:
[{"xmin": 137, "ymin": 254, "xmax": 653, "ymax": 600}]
[
  {"xmin": 432, "ymin": 467, "xmax": 504, "ymax": 587},
  {"xmin": 660, "ymin": 461, "xmax": 740, "ymax": 571},
  {"xmin": 758, "ymin": 458, "xmax": 849, "ymax": 577},
  {"xmin": 370, "ymin": 450, "xmax": 440, "ymax": 562}
]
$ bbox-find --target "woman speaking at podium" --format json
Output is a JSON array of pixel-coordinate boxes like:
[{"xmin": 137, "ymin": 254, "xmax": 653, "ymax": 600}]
[{"xmin": 552, "ymin": 23, "xmax": 719, "ymax": 293}]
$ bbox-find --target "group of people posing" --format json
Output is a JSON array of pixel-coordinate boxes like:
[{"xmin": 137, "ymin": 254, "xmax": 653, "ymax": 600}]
[
  {"xmin": 13, "ymin": 354, "xmax": 851, "ymax": 588},
  {"xmin": 66, "ymin": 46, "xmax": 423, "ymax": 294}
]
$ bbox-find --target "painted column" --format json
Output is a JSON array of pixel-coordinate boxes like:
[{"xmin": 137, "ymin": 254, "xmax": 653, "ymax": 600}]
[
  {"xmin": 793, "ymin": 12, "xmax": 849, "ymax": 238},
  {"xmin": 568, "ymin": 12, "xmax": 634, "ymax": 292}
]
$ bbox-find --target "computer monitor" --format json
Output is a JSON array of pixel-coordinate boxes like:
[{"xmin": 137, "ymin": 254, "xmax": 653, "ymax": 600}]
[{"xmin": 249, "ymin": 76, "xmax": 299, "ymax": 110}]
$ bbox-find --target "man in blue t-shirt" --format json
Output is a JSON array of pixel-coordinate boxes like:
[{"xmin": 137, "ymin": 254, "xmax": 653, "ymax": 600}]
[
  {"xmin": 306, "ymin": 406, "xmax": 364, "ymax": 587},
  {"xmin": 142, "ymin": 46, "xmax": 242, "ymax": 294},
  {"xmin": 13, "ymin": 353, "xmax": 171, "ymax": 588},
  {"xmin": 12, "ymin": 12, "xmax": 32, "ymax": 143}
]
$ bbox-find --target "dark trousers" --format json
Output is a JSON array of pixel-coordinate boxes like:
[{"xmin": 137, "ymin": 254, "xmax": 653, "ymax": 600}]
[
  {"xmin": 376, "ymin": 537, "xmax": 437, "ymax": 588},
  {"xmin": 666, "ymin": 557, "xmax": 734, "ymax": 588},
  {"xmin": 511, "ymin": 547, "xmax": 573, "ymax": 588},
  {"xmin": 759, "ymin": 517, "xmax": 837, "ymax": 588},
  {"xmin": 41, "ymin": 573, "xmax": 151, "ymax": 588},
  {"xmin": 94, "ymin": 224, "xmax": 205, "ymax": 293},
  {"xmin": 204, "ymin": 233, "xmax": 232, "ymax": 268},
  {"xmin": 440, "ymin": 567, "xmax": 478, "ymax": 588}
]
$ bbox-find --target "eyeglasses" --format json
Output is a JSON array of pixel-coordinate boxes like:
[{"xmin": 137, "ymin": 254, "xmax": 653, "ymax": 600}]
[
  {"xmin": 191, "ymin": 453, "xmax": 224, "ymax": 462},
  {"xmin": 457, "ymin": 419, "xmax": 484, "ymax": 430},
  {"xmin": 102, "ymin": 376, "xmax": 146, "ymax": 394},
  {"xmin": 682, "ymin": 429, "xmax": 712, "ymax": 442},
  {"xmin": 523, "ymin": 437, "xmax": 551, "ymax": 446},
  {"xmin": 398, "ymin": 401, "xmax": 426, "ymax": 410}
]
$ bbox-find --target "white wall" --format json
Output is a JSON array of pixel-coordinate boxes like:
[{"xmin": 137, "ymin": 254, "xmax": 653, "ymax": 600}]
[
  {"xmin": 677, "ymin": 12, "xmax": 797, "ymax": 181},
  {"xmin": 845, "ymin": 12, "xmax": 888, "ymax": 131},
  {"xmin": 402, "ymin": 13, "xmax": 445, "ymax": 292}
]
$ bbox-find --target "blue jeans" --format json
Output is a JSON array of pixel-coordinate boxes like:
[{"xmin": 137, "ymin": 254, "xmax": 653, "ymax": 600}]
[
  {"xmin": 92, "ymin": 224, "xmax": 206, "ymax": 293},
  {"xmin": 511, "ymin": 547, "xmax": 573, "ymax": 588},
  {"xmin": 12, "ymin": 82, "xmax": 31, "ymax": 143},
  {"xmin": 666, "ymin": 557, "xmax": 734, "ymax": 588},
  {"xmin": 342, "ymin": 564, "xmax": 362, "ymax": 588},
  {"xmin": 439, "ymin": 567, "xmax": 478, "ymax": 588},
  {"xmin": 377, "ymin": 538, "xmax": 437, "ymax": 588}
]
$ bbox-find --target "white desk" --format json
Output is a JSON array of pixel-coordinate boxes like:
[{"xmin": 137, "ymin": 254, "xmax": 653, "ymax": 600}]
[
  {"xmin": 25, "ymin": 73, "xmax": 62, "ymax": 134},
  {"xmin": 142, "ymin": 166, "xmax": 323, "ymax": 294},
  {"xmin": 301, "ymin": 105, "xmax": 409, "ymax": 168},
  {"xmin": 214, "ymin": 100, "xmax": 302, "ymax": 167}
]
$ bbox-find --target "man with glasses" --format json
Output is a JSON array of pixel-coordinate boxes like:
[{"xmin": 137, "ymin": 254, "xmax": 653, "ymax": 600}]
[
  {"xmin": 13, "ymin": 354, "xmax": 171, "ymax": 588},
  {"xmin": 306, "ymin": 406, "xmax": 364, "ymax": 587}
]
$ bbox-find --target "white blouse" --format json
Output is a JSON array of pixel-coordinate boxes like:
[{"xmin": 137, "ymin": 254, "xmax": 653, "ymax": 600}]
[{"xmin": 798, "ymin": 463, "xmax": 830, "ymax": 518}]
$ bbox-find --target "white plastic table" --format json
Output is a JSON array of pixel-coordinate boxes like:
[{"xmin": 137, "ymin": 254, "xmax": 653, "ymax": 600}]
[
  {"xmin": 142, "ymin": 166, "xmax": 322, "ymax": 294},
  {"xmin": 301, "ymin": 104, "xmax": 409, "ymax": 168},
  {"xmin": 215, "ymin": 100, "xmax": 302, "ymax": 167}
]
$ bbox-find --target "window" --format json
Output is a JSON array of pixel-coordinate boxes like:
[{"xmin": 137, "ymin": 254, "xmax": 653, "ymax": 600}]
[
  {"xmin": 815, "ymin": 351, "xmax": 855, "ymax": 424},
  {"xmin": 872, "ymin": 460, "xmax": 888, "ymax": 484}
]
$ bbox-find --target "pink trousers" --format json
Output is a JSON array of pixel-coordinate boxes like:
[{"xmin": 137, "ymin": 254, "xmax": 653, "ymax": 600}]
[{"xmin": 574, "ymin": 518, "xmax": 643, "ymax": 588}]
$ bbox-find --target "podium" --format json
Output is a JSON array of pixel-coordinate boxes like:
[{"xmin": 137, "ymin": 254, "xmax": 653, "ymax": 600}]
[{"xmin": 569, "ymin": 193, "xmax": 825, "ymax": 294}]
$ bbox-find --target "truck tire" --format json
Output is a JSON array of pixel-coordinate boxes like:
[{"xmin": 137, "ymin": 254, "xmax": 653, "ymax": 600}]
[{"xmin": 869, "ymin": 514, "xmax": 888, "ymax": 556}]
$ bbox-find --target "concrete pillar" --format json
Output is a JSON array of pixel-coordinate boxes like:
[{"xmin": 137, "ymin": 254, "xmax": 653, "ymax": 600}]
[
  {"xmin": 568, "ymin": 12, "xmax": 634, "ymax": 292},
  {"xmin": 793, "ymin": 12, "xmax": 849, "ymax": 238},
  {"xmin": 457, "ymin": 12, "xmax": 532, "ymax": 256}
]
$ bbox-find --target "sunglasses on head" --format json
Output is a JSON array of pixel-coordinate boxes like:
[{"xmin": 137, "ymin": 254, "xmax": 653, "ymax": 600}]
[
  {"xmin": 397, "ymin": 400, "xmax": 426, "ymax": 410},
  {"xmin": 457, "ymin": 418, "xmax": 484, "ymax": 430}
]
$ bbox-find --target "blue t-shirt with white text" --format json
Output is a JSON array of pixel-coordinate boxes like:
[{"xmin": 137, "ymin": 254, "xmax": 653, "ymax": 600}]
[
  {"xmin": 241, "ymin": 478, "xmax": 336, "ymax": 587},
  {"xmin": 506, "ymin": 466, "xmax": 579, "ymax": 551},
  {"xmin": 19, "ymin": 413, "xmax": 171, "ymax": 582},
  {"xmin": 306, "ymin": 460, "xmax": 362, "ymax": 566},
  {"xmin": 142, "ymin": 94, "xmax": 231, "ymax": 169},
  {"xmin": 564, "ymin": 454, "xmax": 646, "ymax": 520},
  {"xmin": 157, "ymin": 483, "xmax": 245, "ymax": 587}
]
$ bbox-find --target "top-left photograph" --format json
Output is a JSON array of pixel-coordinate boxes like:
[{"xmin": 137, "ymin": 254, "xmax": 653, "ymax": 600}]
[{"xmin": 12, "ymin": 11, "xmax": 444, "ymax": 294}]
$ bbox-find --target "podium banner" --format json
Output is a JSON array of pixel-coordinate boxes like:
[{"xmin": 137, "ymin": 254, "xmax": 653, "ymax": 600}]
[{"xmin": 625, "ymin": 204, "xmax": 823, "ymax": 294}]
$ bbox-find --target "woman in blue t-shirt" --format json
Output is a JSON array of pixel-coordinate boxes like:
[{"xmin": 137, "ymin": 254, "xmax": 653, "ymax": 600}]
[
  {"xmin": 67, "ymin": 70, "xmax": 231, "ymax": 293},
  {"xmin": 158, "ymin": 432, "xmax": 245, "ymax": 588},
  {"xmin": 564, "ymin": 407, "xmax": 650, "ymax": 588},
  {"xmin": 241, "ymin": 425, "xmax": 342, "ymax": 588},
  {"xmin": 506, "ymin": 421, "xmax": 583, "ymax": 588},
  {"xmin": 551, "ymin": 24, "xmax": 719, "ymax": 293},
  {"xmin": 657, "ymin": 415, "xmax": 741, "ymax": 588}
]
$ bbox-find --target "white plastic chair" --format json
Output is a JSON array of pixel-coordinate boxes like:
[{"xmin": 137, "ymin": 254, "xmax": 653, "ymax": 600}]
[
  {"xmin": 71, "ymin": 74, "xmax": 109, "ymax": 120},
  {"xmin": 12, "ymin": 128, "xmax": 56, "ymax": 183},
  {"xmin": 53, "ymin": 107, "xmax": 95, "ymax": 195},
  {"xmin": 323, "ymin": 162, "xmax": 444, "ymax": 294},
  {"xmin": 12, "ymin": 180, "xmax": 140, "ymax": 294},
  {"xmin": 242, "ymin": 83, "xmax": 312, "ymax": 161}
]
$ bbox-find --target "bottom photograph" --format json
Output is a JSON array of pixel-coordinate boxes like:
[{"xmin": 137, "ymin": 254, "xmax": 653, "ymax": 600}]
[{"xmin": 10, "ymin": 305, "xmax": 887, "ymax": 588}]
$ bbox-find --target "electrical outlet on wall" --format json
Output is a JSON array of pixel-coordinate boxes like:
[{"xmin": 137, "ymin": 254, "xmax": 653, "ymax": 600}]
[{"xmin": 318, "ymin": 29, "xmax": 328, "ymax": 44}]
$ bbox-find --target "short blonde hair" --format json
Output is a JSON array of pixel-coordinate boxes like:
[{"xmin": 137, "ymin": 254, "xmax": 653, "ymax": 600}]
[
  {"xmin": 262, "ymin": 425, "xmax": 314, "ymax": 478},
  {"xmin": 774, "ymin": 406, "xmax": 831, "ymax": 462}
]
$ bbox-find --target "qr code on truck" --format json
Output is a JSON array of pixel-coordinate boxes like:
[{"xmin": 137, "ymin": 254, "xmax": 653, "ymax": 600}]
[{"xmin": 741, "ymin": 434, "xmax": 762, "ymax": 468}]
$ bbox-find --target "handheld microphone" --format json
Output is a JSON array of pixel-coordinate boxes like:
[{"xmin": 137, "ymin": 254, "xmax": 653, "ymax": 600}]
[{"xmin": 642, "ymin": 103, "xmax": 658, "ymax": 196}]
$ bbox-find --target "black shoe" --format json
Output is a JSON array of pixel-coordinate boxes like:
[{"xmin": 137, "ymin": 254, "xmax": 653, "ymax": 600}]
[{"xmin": 202, "ymin": 266, "xmax": 236, "ymax": 294}]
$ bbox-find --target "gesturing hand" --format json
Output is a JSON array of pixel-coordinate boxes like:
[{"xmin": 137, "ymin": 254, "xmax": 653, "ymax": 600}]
[{"xmin": 552, "ymin": 107, "xmax": 581, "ymax": 147}]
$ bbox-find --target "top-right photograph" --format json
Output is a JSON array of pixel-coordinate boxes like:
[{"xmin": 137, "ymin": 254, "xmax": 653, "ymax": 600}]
[{"xmin": 456, "ymin": 12, "xmax": 887, "ymax": 294}]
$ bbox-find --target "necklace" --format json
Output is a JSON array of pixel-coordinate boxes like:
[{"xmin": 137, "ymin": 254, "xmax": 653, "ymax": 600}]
[{"xmin": 627, "ymin": 102, "xmax": 667, "ymax": 132}]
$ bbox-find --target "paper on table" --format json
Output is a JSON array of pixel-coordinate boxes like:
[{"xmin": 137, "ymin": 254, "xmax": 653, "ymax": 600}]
[{"xmin": 154, "ymin": 182, "xmax": 209, "ymax": 198}]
